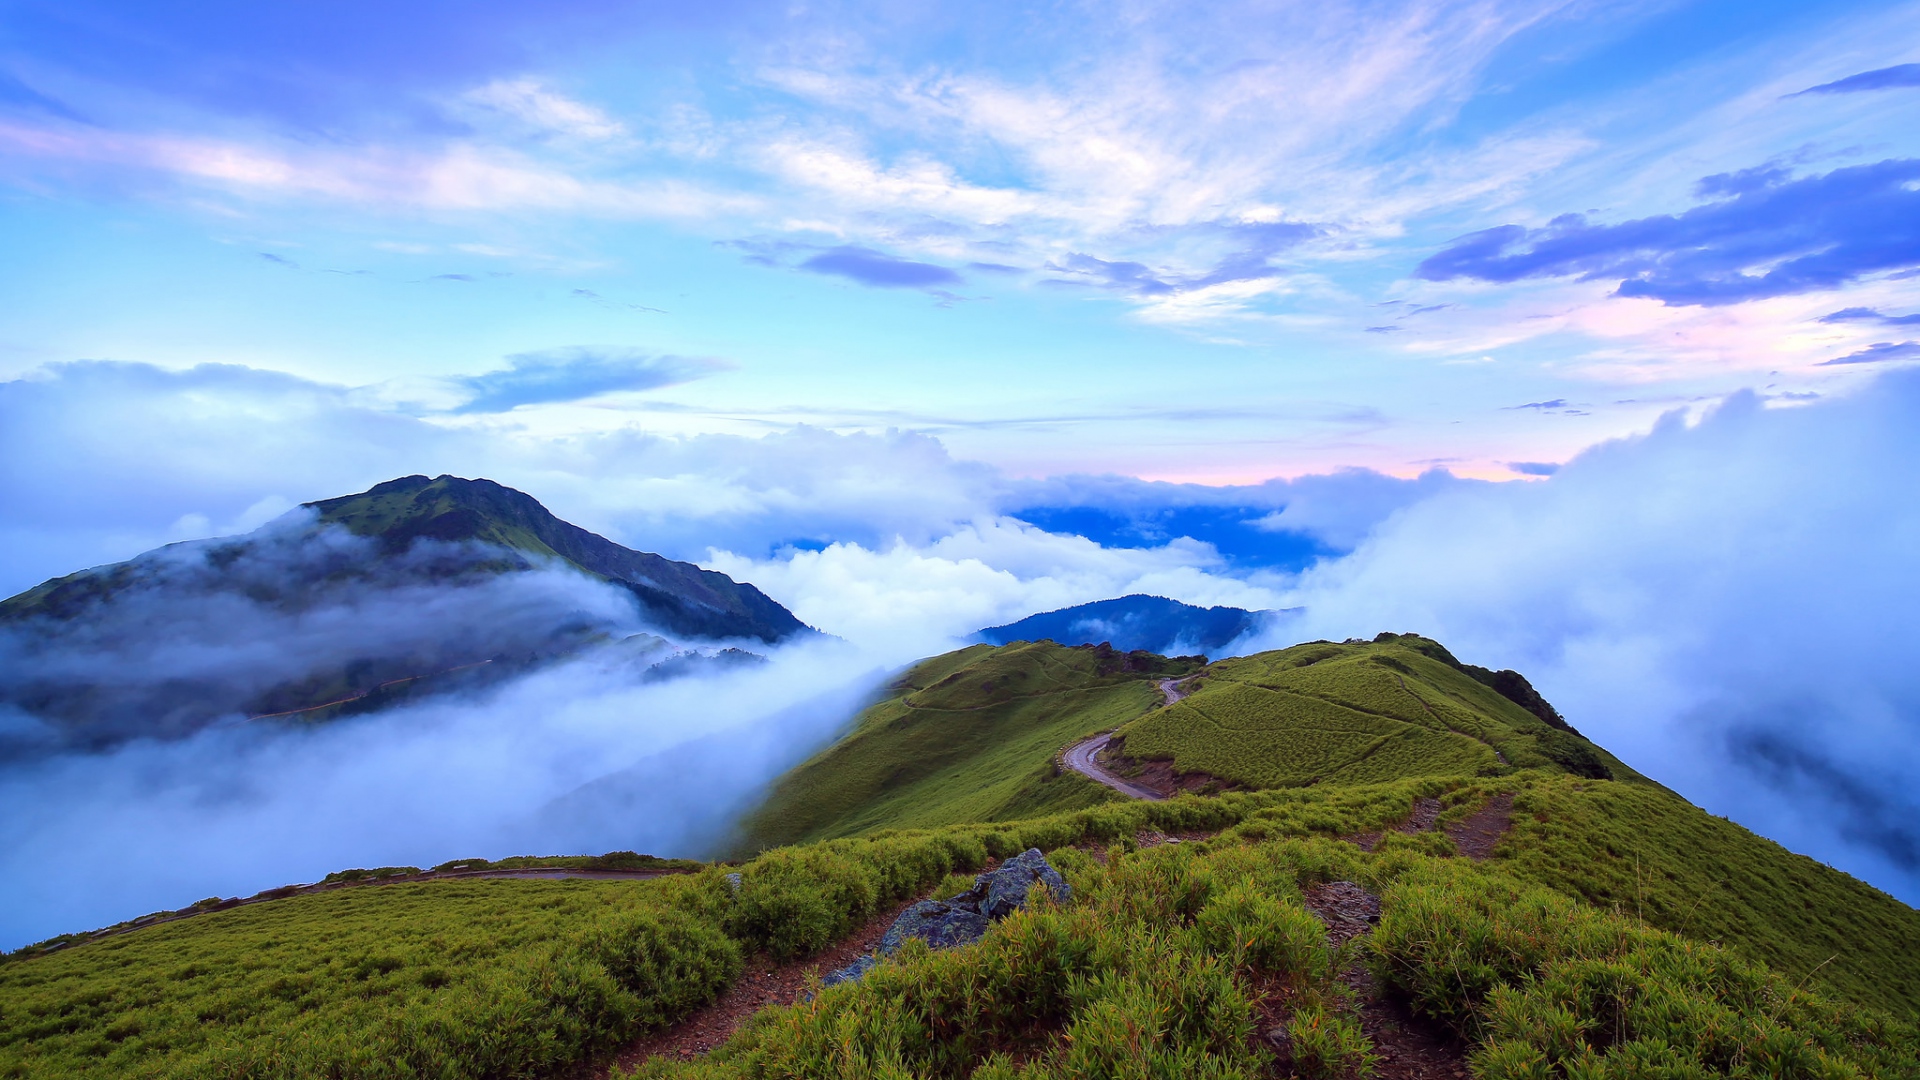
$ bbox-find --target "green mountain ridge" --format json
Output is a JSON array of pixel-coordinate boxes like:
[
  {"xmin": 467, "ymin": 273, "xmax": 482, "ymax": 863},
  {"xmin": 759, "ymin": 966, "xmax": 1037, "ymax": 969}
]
[{"xmin": 5, "ymin": 634, "xmax": 1917, "ymax": 1078}]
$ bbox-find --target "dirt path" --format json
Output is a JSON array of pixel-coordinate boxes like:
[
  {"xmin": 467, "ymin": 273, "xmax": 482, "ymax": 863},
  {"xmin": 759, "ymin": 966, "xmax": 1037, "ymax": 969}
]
[
  {"xmin": 580, "ymin": 896, "xmax": 923, "ymax": 1077},
  {"xmin": 1289, "ymin": 881, "xmax": 1468, "ymax": 1078},
  {"xmin": 1155, "ymin": 677, "xmax": 1192, "ymax": 706},
  {"xmin": 1061, "ymin": 732, "xmax": 1169, "ymax": 801}
]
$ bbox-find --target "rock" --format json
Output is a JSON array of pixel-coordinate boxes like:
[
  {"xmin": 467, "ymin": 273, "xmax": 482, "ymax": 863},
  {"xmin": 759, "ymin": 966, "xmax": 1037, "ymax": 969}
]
[
  {"xmin": 820, "ymin": 850, "xmax": 1068, "ymax": 990},
  {"xmin": 966, "ymin": 848, "xmax": 1070, "ymax": 921},
  {"xmin": 821, "ymin": 954, "xmax": 880, "ymax": 987},
  {"xmin": 878, "ymin": 900, "xmax": 991, "ymax": 955}
]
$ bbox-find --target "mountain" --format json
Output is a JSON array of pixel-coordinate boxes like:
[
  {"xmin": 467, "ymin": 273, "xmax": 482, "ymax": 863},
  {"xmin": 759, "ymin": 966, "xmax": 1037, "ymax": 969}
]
[
  {"xmin": 0, "ymin": 475, "xmax": 807, "ymax": 751},
  {"xmin": 976, "ymin": 593, "xmax": 1276, "ymax": 654},
  {"xmin": 732, "ymin": 642, "xmax": 1207, "ymax": 850},
  {"xmin": 8, "ymin": 634, "xmax": 1920, "ymax": 1078},
  {"xmin": 734, "ymin": 634, "xmax": 1920, "ymax": 1018},
  {"xmin": 732, "ymin": 634, "xmax": 1626, "ymax": 854},
  {"xmin": 303, "ymin": 475, "xmax": 806, "ymax": 643}
]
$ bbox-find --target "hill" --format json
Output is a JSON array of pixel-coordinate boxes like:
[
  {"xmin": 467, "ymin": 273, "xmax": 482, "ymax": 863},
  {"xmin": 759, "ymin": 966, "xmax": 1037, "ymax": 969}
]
[
  {"xmin": 0, "ymin": 475, "xmax": 806, "ymax": 749},
  {"xmin": 732, "ymin": 634, "xmax": 1920, "ymax": 1019},
  {"xmin": 5, "ymin": 633, "xmax": 1918, "ymax": 1078},
  {"xmin": 4, "ymin": 780, "xmax": 1915, "ymax": 1078},
  {"xmin": 731, "ymin": 642, "xmax": 1204, "ymax": 850},
  {"xmin": 977, "ymin": 593, "xmax": 1274, "ymax": 653},
  {"xmin": 1105, "ymin": 632, "xmax": 1638, "ymax": 789}
]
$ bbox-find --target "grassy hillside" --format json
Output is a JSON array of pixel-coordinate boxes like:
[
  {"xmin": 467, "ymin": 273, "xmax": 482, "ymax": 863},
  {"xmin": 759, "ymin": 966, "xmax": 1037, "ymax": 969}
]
[
  {"xmin": 731, "ymin": 642, "xmax": 1204, "ymax": 852},
  {"xmin": 1112, "ymin": 633, "xmax": 1642, "ymax": 788},
  {"xmin": 5, "ymin": 785, "xmax": 1914, "ymax": 1078},
  {"xmin": 730, "ymin": 636, "xmax": 1920, "ymax": 1019}
]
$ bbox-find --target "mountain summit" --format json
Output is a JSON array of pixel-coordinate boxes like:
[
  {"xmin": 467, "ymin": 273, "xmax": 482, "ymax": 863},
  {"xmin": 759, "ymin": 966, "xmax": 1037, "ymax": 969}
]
[
  {"xmin": 303, "ymin": 475, "xmax": 806, "ymax": 643},
  {"xmin": 977, "ymin": 594, "xmax": 1276, "ymax": 654},
  {"xmin": 0, "ymin": 475, "xmax": 808, "ymax": 751}
]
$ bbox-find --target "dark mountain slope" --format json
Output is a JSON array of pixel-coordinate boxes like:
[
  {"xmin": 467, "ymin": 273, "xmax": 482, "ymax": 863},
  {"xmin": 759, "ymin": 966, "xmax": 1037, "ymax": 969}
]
[
  {"xmin": 0, "ymin": 476, "xmax": 806, "ymax": 751},
  {"xmin": 304, "ymin": 475, "xmax": 806, "ymax": 643},
  {"xmin": 977, "ymin": 593, "xmax": 1274, "ymax": 653}
]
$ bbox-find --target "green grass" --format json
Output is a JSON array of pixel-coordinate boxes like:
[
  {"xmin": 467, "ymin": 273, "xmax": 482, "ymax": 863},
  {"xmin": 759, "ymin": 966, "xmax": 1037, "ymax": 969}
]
[
  {"xmin": 627, "ymin": 836, "xmax": 1916, "ymax": 1080},
  {"xmin": 729, "ymin": 642, "xmax": 1203, "ymax": 853},
  {"xmin": 7, "ymin": 778, "xmax": 1917, "ymax": 1077},
  {"xmin": 10, "ymin": 636, "xmax": 1919, "ymax": 1077},
  {"xmin": 1113, "ymin": 635, "xmax": 1642, "ymax": 788}
]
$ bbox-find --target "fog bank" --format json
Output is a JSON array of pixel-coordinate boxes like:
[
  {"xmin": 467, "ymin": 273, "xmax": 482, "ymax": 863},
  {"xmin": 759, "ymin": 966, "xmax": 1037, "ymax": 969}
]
[
  {"xmin": 0, "ymin": 637, "xmax": 880, "ymax": 950},
  {"xmin": 1253, "ymin": 375, "xmax": 1920, "ymax": 903}
]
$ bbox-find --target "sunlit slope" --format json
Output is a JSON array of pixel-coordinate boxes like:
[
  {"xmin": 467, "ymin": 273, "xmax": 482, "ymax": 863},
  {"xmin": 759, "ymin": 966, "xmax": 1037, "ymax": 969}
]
[
  {"xmin": 1113, "ymin": 633, "xmax": 1643, "ymax": 788},
  {"xmin": 5, "ymin": 781, "xmax": 1916, "ymax": 1079},
  {"xmin": 731, "ymin": 642, "xmax": 1203, "ymax": 852}
]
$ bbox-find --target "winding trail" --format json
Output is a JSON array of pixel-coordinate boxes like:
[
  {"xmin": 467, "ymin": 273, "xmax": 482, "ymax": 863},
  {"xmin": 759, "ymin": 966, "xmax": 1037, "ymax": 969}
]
[
  {"xmin": 1062, "ymin": 733, "xmax": 1168, "ymax": 801},
  {"xmin": 1060, "ymin": 678, "xmax": 1191, "ymax": 801}
]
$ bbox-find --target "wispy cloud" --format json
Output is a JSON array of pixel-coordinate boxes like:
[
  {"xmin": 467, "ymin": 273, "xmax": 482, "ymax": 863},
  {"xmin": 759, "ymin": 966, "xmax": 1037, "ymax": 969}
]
[
  {"xmin": 1790, "ymin": 63, "xmax": 1920, "ymax": 96},
  {"xmin": 1819, "ymin": 341, "xmax": 1920, "ymax": 366},
  {"xmin": 451, "ymin": 347, "xmax": 730, "ymax": 413},
  {"xmin": 1417, "ymin": 158, "xmax": 1920, "ymax": 306},
  {"xmin": 797, "ymin": 245, "xmax": 962, "ymax": 288}
]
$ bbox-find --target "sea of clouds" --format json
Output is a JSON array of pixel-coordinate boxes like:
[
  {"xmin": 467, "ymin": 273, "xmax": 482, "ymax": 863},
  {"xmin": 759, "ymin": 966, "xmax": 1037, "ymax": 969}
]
[{"xmin": 2, "ymin": 358, "xmax": 1916, "ymax": 947}]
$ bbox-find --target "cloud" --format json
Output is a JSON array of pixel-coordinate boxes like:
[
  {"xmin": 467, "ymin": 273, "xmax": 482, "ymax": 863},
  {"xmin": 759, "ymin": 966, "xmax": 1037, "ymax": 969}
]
[
  {"xmin": 462, "ymin": 78, "xmax": 626, "ymax": 140},
  {"xmin": 1417, "ymin": 158, "xmax": 1920, "ymax": 306},
  {"xmin": 451, "ymin": 347, "xmax": 729, "ymax": 412},
  {"xmin": 1250, "ymin": 372, "xmax": 1920, "ymax": 901},
  {"xmin": 707, "ymin": 518, "xmax": 1284, "ymax": 658},
  {"xmin": 1792, "ymin": 63, "xmax": 1920, "ymax": 96},
  {"xmin": 1819, "ymin": 341, "xmax": 1920, "ymax": 366},
  {"xmin": 0, "ymin": 632, "xmax": 876, "ymax": 949},
  {"xmin": 1819, "ymin": 307, "xmax": 1920, "ymax": 327},
  {"xmin": 796, "ymin": 245, "xmax": 962, "ymax": 288},
  {"xmin": 1045, "ymin": 221, "xmax": 1320, "ymax": 299},
  {"xmin": 1507, "ymin": 461, "xmax": 1559, "ymax": 476}
]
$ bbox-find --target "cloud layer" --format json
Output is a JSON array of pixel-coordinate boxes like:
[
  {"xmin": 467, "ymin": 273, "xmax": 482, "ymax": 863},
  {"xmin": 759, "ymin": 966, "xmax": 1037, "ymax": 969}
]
[{"xmin": 1257, "ymin": 372, "xmax": 1920, "ymax": 901}]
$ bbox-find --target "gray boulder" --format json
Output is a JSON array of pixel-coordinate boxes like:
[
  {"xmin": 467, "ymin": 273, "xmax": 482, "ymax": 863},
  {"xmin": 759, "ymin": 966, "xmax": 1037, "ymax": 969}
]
[
  {"xmin": 965, "ymin": 848, "xmax": 1071, "ymax": 920},
  {"xmin": 821, "ymin": 954, "xmax": 880, "ymax": 987},
  {"xmin": 817, "ymin": 849, "xmax": 1068, "ymax": 990},
  {"xmin": 878, "ymin": 899, "xmax": 992, "ymax": 955}
]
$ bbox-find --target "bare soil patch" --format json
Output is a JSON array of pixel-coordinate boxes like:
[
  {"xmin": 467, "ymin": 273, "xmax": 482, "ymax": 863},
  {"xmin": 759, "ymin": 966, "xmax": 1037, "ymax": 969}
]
[
  {"xmin": 1445, "ymin": 792, "xmax": 1514, "ymax": 861},
  {"xmin": 1094, "ymin": 738, "xmax": 1238, "ymax": 798},
  {"xmin": 1286, "ymin": 881, "xmax": 1469, "ymax": 1080},
  {"xmin": 1345, "ymin": 795, "xmax": 1442, "ymax": 853},
  {"xmin": 583, "ymin": 895, "xmax": 922, "ymax": 1077}
]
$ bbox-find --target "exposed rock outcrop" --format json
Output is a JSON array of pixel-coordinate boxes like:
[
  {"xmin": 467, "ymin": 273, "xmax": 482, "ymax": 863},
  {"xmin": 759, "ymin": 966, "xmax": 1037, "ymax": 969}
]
[{"xmin": 822, "ymin": 848, "xmax": 1069, "ymax": 987}]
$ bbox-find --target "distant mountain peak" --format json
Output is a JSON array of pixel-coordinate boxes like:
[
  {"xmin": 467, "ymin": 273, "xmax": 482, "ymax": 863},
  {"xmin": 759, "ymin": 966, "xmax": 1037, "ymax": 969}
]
[
  {"xmin": 977, "ymin": 594, "xmax": 1278, "ymax": 655},
  {"xmin": 302, "ymin": 474, "xmax": 809, "ymax": 644}
]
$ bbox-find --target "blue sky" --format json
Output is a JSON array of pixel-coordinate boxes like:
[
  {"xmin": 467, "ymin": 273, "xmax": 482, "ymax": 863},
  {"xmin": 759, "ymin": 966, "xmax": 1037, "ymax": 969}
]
[
  {"xmin": 6, "ymin": 0, "xmax": 1920, "ymax": 911},
  {"xmin": 2, "ymin": 0, "xmax": 1916, "ymax": 484}
]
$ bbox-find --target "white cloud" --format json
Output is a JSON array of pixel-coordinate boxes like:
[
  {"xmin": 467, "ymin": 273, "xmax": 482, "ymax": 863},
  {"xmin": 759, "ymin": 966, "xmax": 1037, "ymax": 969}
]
[
  {"xmin": 708, "ymin": 518, "xmax": 1285, "ymax": 656},
  {"xmin": 1250, "ymin": 371, "xmax": 1920, "ymax": 901},
  {"xmin": 462, "ymin": 78, "xmax": 627, "ymax": 140}
]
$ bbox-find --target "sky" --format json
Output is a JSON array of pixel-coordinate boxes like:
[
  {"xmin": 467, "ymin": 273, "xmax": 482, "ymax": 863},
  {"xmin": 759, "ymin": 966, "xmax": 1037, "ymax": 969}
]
[
  {"xmin": 1, "ymin": 0, "xmax": 1916, "ymax": 482},
  {"xmin": 3, "ymin": 0, "xmax": 1920, "ymax": 926}
]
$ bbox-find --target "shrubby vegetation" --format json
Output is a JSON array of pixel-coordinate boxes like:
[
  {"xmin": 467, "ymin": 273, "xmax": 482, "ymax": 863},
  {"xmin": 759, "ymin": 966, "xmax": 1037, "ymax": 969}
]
[
  {"xmin": 6, "ymin": 775, "xmax": 1916, "ymax": 1077},
  {"xmin": 5, "ymin": 639, "xmax": 1916, "ymax": 1077},
  {"xmin": 629, "ymin": 838, "xmax": 1915, "ymax": 1079}
]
